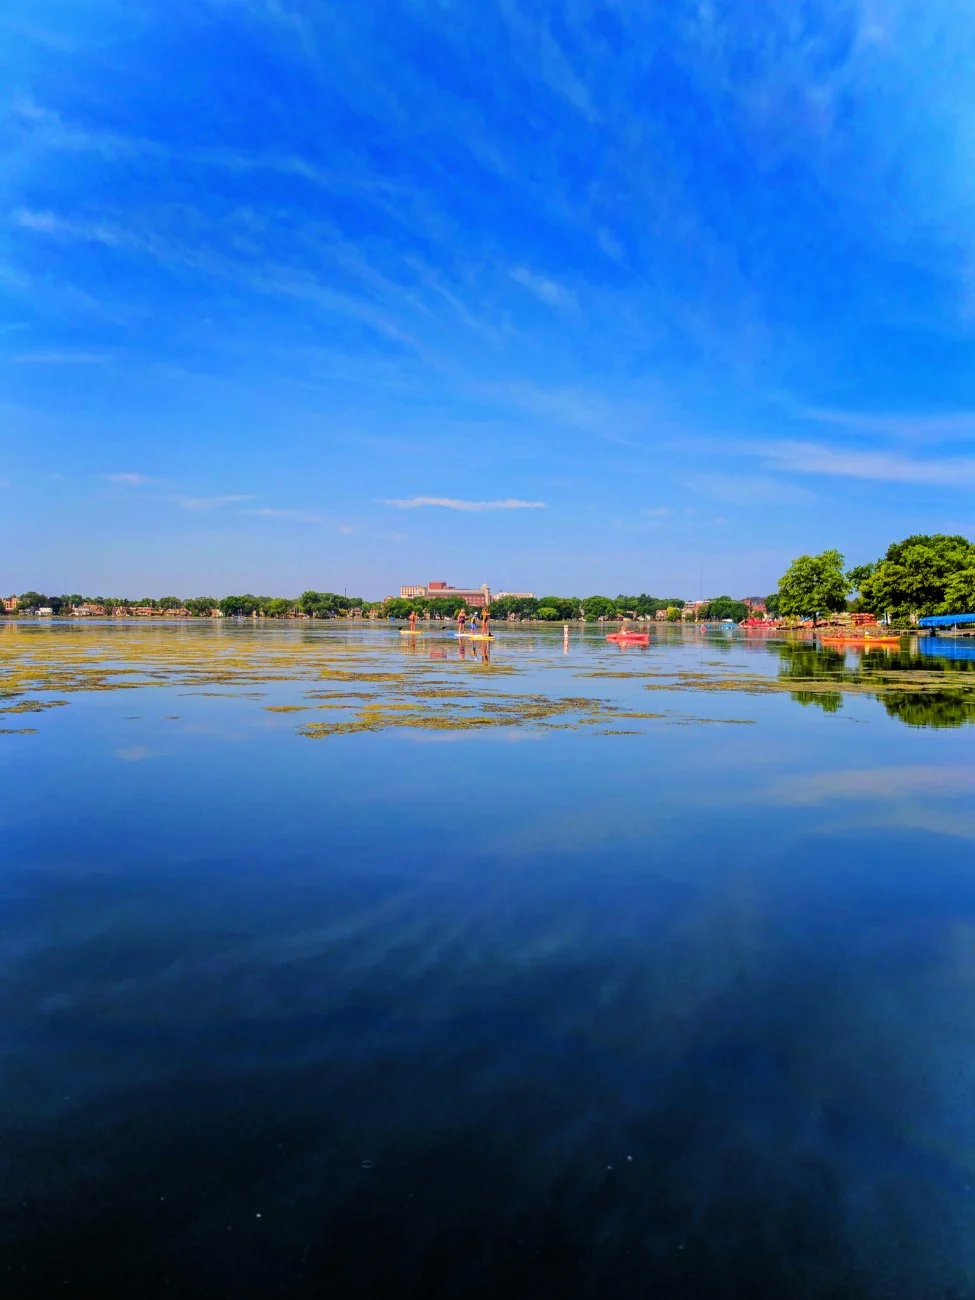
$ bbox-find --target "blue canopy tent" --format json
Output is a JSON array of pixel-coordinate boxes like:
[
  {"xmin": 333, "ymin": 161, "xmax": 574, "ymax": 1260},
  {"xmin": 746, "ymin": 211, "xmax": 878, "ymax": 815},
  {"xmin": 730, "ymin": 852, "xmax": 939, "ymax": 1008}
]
[{"xmin": 917, "ymin": 613, "xmax": 975, "ymax": 628}]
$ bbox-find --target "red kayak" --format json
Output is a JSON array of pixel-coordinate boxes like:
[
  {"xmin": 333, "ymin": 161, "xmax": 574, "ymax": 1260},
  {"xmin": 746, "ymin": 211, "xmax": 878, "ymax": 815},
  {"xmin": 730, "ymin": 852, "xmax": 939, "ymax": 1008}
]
[{"xmin": 606, "ymin": 633, "xmax": 649, "ymax": 645}]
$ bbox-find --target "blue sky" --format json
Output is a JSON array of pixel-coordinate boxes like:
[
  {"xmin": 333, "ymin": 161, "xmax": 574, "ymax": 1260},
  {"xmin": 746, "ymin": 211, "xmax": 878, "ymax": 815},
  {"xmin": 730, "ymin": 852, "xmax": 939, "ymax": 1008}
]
[{"xmin": 4, "ymin": 1, "xmax": 975, "ymax": 598}]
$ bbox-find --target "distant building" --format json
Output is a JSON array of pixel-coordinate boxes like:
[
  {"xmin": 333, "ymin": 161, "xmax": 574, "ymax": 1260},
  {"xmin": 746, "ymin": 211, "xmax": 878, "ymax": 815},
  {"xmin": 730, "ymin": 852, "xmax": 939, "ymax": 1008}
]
[
  {"xmin": 399, "ymin": 581, "xmax": 493, "ymax": 608},
  {"xmin": 37, "ymin": 607, "xmax": 54, "ymax": 617},
  {"xmin": 742, "ymin": 596, "xmax": 767, "ymax": 612},
  {"xmin": 492, "ymin": 591, "xmax": 535, "ymax": 601},
  {"xmin": 73, "ymin": 603, "xmax": 106, "ymax": 617},
  {"xmin": 2, "ymin": 596, "xmax": 17, "ymax": 612}
]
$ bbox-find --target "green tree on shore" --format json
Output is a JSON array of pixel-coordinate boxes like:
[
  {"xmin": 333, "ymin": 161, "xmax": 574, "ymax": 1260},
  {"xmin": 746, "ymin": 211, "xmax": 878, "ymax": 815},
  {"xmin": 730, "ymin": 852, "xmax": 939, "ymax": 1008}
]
[
  {"xmin": 854, "ymin": 535, "xmax": 975, "ymax": 619},
  {"xmin": 489, "ymin": 595, "xmax": 539, "ymax": 619},
  {"xmin": 220, "ymin": 594, "xmax": 260, "ymax": 617},
  {"xmin": 701, "ymin": 596, "xmax": 748, "ymax": 622},
  {"xmin": 777, "ymin": 550, "xmax": 849, "ymax": 619},
  {"xmin": 581, "ymin": 595, "xmax": 617, "ymax": 621},
  {"xmin": 941, "ymin": 567, "xmax": 975, "ymax": 614},
  {"xmin": 536, "ymin": 596, "xmax": 578, "ymax": 619}
]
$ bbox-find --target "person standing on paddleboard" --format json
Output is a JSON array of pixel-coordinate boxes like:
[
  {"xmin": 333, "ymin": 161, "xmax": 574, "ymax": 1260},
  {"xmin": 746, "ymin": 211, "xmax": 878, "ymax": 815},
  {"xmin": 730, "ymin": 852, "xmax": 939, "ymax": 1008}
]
[
  {"xmin": 481, "ymin": 608, "xmax": 490, "ymax": 638},
  {"xmin": 457, "ymin": 608, "xmax": 466, "ymax": 636},
  {"xmin": 408, "ymin": 609, "xmax": 417, "ymax": 633}
]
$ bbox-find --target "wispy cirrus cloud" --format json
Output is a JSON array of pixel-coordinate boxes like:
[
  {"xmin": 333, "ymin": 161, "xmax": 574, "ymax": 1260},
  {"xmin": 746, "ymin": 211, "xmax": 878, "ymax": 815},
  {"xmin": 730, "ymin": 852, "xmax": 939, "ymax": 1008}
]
[
  {"xmin": 241, "ymin": 506, "xmax": 330, "ymax": 524},
  {"xmin": 686, "ymin": 473, "xmax": 815, "ymax": 505},
  {"xmin": 175, "ymin": 494, "xmax": 253, "ymax": 510},
  {"xmin": 756, "ymin": 441, "xmax": 975, "ymax": 486},
  {"xmin": 509, "ymin": 266, "xmax": 575, "ymax": 309},
  {"xmin": 379, "ymin": 496, "xmax": 547, "ymax": 512},
  {"xmin": 15, "ymin": 350, "xmax": 109, "ymax": 364},
  {"xmin": 104, "ymin": 472, "xmax": 150, "ymax": 485},
  {"xmin": 800, "ymin": 407, "xmax": 975, "ymax": 441},
  {"xmin": 15, "ymin": 207, "xmax": 124, "ymax": 245}
]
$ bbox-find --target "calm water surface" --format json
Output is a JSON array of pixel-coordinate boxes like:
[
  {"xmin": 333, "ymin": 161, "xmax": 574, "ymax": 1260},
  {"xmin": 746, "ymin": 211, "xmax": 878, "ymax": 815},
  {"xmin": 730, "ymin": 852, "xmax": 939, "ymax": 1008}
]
[{"xmin": 3, "ymin": 621, "xmax": 975, "ymax": 1298}]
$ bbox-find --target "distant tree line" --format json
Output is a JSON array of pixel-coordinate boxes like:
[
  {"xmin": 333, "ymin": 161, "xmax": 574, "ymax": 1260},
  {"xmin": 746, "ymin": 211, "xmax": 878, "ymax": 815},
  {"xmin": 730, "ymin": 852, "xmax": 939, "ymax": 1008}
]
[
  {"xmin": 7, "ymin": 589, "xmax": 777, "ymax": 624},
  {"xmin": 380, "ymin": 594, "xmax": 689, "ymax": 620},
  {"xmin": 9, "ymin": 591, "xmax": 365, "ymax": 618},
  {"xmin": 774, "ymin": 533, "xmax": 975, "ymax": 622}
]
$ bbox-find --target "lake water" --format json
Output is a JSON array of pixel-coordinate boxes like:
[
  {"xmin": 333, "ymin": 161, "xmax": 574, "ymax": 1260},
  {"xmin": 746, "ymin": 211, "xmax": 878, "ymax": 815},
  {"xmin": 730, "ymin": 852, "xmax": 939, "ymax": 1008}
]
[{"xmin": 3, "ymin": 620, "xmax": 975, "ymax": 1298}]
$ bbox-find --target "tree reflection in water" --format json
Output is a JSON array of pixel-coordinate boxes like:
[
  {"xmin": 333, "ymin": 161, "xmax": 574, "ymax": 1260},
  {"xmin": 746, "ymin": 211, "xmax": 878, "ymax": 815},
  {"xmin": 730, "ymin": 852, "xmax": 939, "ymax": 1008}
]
[{"xmin": 772, "ymin": 641, "xmax": 975, "ymax": 728}]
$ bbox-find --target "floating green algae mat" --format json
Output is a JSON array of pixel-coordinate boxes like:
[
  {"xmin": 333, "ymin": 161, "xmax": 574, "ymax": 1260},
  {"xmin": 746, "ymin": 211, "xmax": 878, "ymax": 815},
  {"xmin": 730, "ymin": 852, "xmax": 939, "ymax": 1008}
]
[{"xmin": 3, "ymin": 622, "xmax": 975, "ymax": 734}]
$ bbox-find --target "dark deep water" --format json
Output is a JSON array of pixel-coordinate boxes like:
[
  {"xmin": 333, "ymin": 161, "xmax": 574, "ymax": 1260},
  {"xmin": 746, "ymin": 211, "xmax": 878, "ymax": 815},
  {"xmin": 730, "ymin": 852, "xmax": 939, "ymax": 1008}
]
[{"xmin": 3, "ymin": 621, "xmax": 975, "ymax": 1298}]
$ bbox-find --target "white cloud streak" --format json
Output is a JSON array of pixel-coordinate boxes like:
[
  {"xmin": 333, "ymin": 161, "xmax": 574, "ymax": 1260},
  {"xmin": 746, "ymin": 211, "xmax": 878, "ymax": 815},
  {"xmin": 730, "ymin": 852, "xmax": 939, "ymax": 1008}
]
[
  {"xmin": 175, "ymin": 494, "xmax": 253, "ymax": 510},
  {"xmin": 380, "ymin": 496, "xmax": 547, "ymax": 512},
  {"xmin": 105, "ymin": 472, "xmax": 150, "ymax": 485},
  {"xmin": 241, "ymin": 506, "xmax": 331, "ymax": 524},
  {"xmin": 800, "ymin": 407, "xmax": 975, "ymax": 441},
  {"xmin": 758, "ymin": 440, "xmax": 975, "ymax": 486},
  {"xmin": 509, "ymin": 266, "xmax": 575, "ymax": 309},
  {"xmin": 686, "ymin": 473, "xmax": 815, "ymax": 505},
  {"xmin": 15, "ymin": 351, "xmax": 109, "ymax": 364}
]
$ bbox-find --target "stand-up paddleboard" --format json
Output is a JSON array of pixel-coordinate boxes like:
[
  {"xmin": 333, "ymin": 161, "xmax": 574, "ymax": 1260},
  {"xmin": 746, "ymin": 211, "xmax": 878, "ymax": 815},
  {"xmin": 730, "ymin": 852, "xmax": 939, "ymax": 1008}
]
[
  {"xmin": 456, "ymin": 633, "xmax": 494, "ymax": 641},
  {"xmin": 400, "ymin": 629, "xmax": 429, "ymax": 635}
]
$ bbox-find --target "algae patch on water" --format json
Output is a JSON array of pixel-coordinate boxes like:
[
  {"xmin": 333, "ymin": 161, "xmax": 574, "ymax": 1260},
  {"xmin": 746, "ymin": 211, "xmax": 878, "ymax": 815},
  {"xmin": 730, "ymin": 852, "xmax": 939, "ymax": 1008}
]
[
  {"xmin": 0, "ymin": 699, "xmax": 69, "ymax": 714},
  {"xmin": 3, "ymin": 623, "xmax": 972, "ymax": 736}
]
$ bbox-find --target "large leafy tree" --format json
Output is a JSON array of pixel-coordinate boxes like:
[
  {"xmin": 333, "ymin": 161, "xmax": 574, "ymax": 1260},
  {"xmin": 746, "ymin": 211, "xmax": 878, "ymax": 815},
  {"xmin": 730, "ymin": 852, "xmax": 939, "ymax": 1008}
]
[
  {"xmin": 581, "ymin": 595, "xmax": 617, "ymax": 621},
  {"xmin": 220, "ymin": 593, "xmax": 260, "ymax": 617},
  {"xmin": 702, "ymin": 596, "xmax": 748, "ymax": 622},
  {"xmin": 426, "ymin": 596, "xmax": 467, "ymax": 616},
  {"xmin": 298, "ymin": 590, "xmax": 357, "ymax": 618},
  {"xmin": 858, "ymin": 534, "xmax": 975, "ymax": 619},
  {"xmin": 617, "ymin": 594, "xmax": 684, "ymax": 615},
  {"xmin": 185, "ymin": 597, "xmax": 218, "ymax": 616},
  {"xmin": 941, "ymin": 567, "xmax": 975, "ymax": 615},
  {"xmin": 489, "ymin": 596, "xmax": 539, "ymax": 619},
  {"xmin": 536, "ymin": 596, "xmax": 578, "ymax": 619},
  {"xmin": 264, "ymin": 597, "xmax": 294, "ymax": 618},
  {"xmin": 777, "ymin": 550, "xmax": 849, "ymax": 619}
]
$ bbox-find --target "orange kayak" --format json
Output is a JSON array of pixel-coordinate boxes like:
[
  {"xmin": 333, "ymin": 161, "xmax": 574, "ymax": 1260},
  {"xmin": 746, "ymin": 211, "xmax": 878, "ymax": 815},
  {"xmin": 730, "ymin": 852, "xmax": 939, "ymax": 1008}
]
[{"xmin": 821, "ymin": 636, "xmax": 902, "ymax": 647}]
